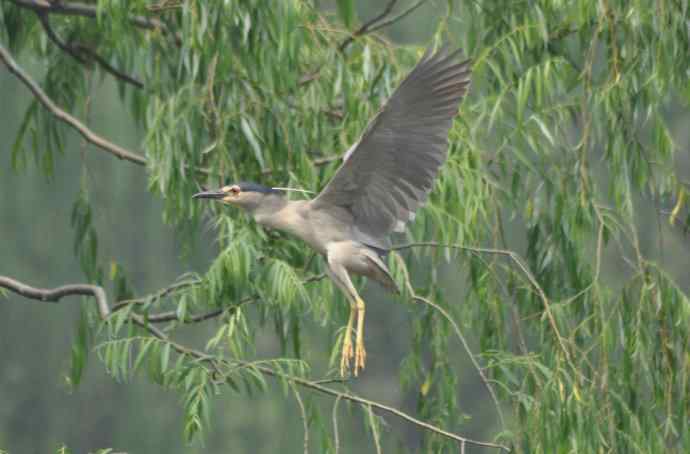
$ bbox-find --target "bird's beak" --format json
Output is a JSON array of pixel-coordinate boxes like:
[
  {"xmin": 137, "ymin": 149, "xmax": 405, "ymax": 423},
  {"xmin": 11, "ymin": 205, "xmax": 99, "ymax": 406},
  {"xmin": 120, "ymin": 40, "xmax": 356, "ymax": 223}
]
[{"xmin": 192, "ymin": 189, "xmax": 225, "ymax": 200}]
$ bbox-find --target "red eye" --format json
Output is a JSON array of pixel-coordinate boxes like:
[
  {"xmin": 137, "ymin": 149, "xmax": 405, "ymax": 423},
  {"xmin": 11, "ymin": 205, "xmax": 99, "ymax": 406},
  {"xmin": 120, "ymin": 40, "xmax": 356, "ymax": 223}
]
[{"xmin": 230, "ymin": 185, "xmax": 241, "ymax": 194}]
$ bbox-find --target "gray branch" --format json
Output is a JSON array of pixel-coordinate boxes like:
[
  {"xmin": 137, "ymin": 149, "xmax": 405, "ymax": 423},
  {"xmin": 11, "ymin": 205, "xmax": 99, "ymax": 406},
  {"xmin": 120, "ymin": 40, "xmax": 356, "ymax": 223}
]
[{"xmin": 0, "ymin": 276, "xmax": 110, "ymax": 319}]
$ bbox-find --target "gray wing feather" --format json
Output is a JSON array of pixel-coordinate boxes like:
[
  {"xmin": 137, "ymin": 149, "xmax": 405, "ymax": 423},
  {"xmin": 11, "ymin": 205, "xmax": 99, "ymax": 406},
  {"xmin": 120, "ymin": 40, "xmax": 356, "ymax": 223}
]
[{"xmin": 311, "ymin": 47, "xmax": 472, "ymax": 248}]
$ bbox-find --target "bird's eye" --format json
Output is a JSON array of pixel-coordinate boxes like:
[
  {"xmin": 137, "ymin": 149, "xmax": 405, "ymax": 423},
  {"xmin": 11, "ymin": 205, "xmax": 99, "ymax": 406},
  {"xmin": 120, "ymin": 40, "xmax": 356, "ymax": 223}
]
[{"xmin": 230, "ymin": 185, "xmax": 241, "ymax": 194}]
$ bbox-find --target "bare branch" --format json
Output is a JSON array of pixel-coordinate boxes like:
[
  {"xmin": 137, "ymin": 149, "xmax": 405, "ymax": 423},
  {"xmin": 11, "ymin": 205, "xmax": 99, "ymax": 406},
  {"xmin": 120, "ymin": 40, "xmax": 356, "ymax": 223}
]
[
  {"xmin": 367, "ymin": 0, "xmax": 429, "ymax": 34},
  {"xmin": 0, "ymin": 42, "xmax": 148, "ymax": 166},
  {"xmin": 0, "ymin": 276, "xmax": 109, "ymax": 319},
  {"xmin": 339, "ymin": 0, "xmax": 398, "ymax": 52}
]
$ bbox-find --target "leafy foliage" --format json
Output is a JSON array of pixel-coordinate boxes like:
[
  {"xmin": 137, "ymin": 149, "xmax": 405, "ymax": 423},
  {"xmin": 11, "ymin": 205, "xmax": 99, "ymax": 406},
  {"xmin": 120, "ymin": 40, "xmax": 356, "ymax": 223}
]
[{"xmin": 2, "ymin": 0, "xmax": 690, "ymax": 452}]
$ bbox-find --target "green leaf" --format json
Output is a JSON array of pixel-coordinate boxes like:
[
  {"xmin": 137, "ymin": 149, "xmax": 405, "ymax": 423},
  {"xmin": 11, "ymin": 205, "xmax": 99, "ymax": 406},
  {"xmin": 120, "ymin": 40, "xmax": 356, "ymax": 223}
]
[
  {"xmin": 336, "ymin": 0, "xmax": 356, "ymax": 29},
  {"xmin": 134, "ymin": 339, "xmax": 154, "ymax": 372},
  {"xmin": 240, "ymin": 116, "xmax": 266, "ymax": 170},
  {"xmin": 11, "ymin": 100, "xmax": 37, "ymax": 171},
  {"xmin": 161, "ymin": 342, "xmax": 171, "ymax": 373},
  {"xmin": 69, "ymin": 309, "xmax": 90, "ymax": 388}
]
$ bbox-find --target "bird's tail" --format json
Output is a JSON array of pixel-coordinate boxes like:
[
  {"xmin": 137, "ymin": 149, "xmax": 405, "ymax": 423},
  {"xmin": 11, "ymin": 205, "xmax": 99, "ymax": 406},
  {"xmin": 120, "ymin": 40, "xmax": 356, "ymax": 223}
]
[{"xmin": 362, "ymin": 249, "xmax": 400, "ymax": 295}]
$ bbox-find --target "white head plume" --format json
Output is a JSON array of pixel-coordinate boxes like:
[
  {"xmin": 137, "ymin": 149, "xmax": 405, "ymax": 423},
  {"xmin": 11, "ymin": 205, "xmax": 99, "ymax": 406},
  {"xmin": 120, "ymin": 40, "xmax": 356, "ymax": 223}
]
[{"xmin": 271, "ymin": 187, "xmax": 316, "ymax": 195}]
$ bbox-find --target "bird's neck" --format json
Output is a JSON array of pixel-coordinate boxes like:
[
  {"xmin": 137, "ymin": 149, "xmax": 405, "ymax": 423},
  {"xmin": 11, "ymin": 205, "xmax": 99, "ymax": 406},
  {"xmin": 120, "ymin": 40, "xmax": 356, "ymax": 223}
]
[{"xmin": 251, "ymin": 195, "xmax": 305, "ymax": 233}]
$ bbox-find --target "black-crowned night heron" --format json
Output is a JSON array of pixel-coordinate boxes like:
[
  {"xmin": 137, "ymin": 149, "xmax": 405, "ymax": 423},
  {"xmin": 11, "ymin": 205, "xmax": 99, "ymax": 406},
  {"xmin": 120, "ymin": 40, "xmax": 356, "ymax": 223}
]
[{"xmin": 194, "ymin": 47, "xmax": 471, "ymax": 376}]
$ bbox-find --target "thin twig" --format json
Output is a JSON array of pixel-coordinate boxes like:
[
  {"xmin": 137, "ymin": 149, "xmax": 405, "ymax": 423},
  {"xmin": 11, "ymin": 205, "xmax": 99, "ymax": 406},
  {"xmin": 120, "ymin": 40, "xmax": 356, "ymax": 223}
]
[
  {"xmin": 112, "ymin": 279, "xmax": 202, "ymax": 312},
  {"xmin": 339, "ymin": 0, "xmax": 398, "ymax": 52},
  {"xmin": 147, "ymin": 296, "xmax": 258, "ymax": 324},
  {"xmin": 367, "ymin": 405, "xmax": 383, "ymax": 454},
  {"xmin": 311, "ymin": 377, "xmax": 350, "ymax": 385},
  {"xmin": 367, "ymin": 0, "xmax": 429, "ymax": 33},
  {"xmin": 332, "ymin": 395, "xmax": 342, "ymax": 454},
  {"xmin": 291, "ymin": 383, "xmax": 310, "ymax": 454},
  {"xmin": 0, "ymin": 42, "xmax": 147, "ymax": 166},
  {"xmin": 147, "ymin": 307, "xmax": 223, "ymax": 323}
]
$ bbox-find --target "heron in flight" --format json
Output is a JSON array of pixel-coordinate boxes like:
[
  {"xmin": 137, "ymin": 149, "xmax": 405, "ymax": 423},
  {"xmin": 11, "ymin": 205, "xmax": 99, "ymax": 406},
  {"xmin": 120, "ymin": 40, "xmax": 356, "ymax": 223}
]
[{"xmin": 194, "ymin": 47, "xmax": 471, "ymax": 376}]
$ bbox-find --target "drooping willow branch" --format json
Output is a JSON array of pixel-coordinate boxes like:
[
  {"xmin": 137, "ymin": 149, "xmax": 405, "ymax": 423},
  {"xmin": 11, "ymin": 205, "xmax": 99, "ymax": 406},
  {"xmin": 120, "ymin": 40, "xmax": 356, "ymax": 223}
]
[
  {"xmin": 0, "ymin": 42, "xmax": 339, "ymax": 176},
  {"xmin": 0, "ymin": 42, "xmax": 148, "ymax": 166},
  {"xmin": 392, "ymin": 241, "xmax": 577, "ymax": 374},
  {"xmin": 0, "ymin": 274, "xmax": 510, "ymax": 452},
  {"xmin": 35, "ymin": 12, "xmax": 143, "ymax": 88},
  {"xmin": 391, "ymin": 253, "xmax": 506, "ymax": 430}
]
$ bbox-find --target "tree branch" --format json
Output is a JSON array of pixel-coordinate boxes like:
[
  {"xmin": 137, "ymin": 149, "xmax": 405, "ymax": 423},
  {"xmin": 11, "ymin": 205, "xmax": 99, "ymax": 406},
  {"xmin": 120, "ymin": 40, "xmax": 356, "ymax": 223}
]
[
  {"xmin": 146, "ymin": 298, "xmax": 257, "ymax": 324},
  {"xmin": 36, "ymin": 12, "xmax": 144, "ymax": 89},
  {"xmin": 338, "ymin": 0, "xmax": 430, "ymax": 52},
  {"xmin": 36, "ymin": 12, "xmax": 87, "ymax": 64},
  {"xmin": 367, "ymin": 0, "xmax": 429, "ymax": 34},
  {"xmin": 9, "ymin": 0, "xmax": 179, "ymax": 42},
  {"xmin": 339, "ymin": 0, "xmax": 398, "ymax": 52},
  {"xmin": 111, "ymin": 279, "xmax": 202, "ymax": 312},
  {"xmin": 74, "ymin": 44, "xmax": 144, "ymax": 89},
  {"xmin": 0, "ymin": 272, "xmax": 509, "ymax": 452},
  {"xmin": 0, "ymin": 276, "xmax": 109, "ymax": 319},
  {"xmin": 0, "ymin": 42, "xmax": 148, "ymax": 166}
]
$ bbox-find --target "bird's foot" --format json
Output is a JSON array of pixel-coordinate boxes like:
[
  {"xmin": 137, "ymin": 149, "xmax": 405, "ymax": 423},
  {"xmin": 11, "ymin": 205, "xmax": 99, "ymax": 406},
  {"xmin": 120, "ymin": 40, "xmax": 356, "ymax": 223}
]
[
  {"xmin": 353, "ymin": 337, "xmax": 366, "ymax": 376},
  {"xmin": 340, "ymin": 331, "xmax": 354, "ymax": 377}
]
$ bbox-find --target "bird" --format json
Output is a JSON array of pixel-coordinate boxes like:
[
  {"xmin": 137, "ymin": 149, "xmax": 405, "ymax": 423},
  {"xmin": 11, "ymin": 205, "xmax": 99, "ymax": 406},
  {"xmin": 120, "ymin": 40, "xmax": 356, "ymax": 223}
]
[{"xmin": 193, "ymin": 46, "xmax": 472, "ymax": 377}]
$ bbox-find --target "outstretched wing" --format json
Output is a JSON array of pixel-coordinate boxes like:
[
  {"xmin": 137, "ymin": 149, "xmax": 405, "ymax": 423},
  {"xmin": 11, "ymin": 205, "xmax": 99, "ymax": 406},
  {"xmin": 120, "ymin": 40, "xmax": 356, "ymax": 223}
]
[{"xmin": 310, "ymin": 47, "xmax": 472, "ymax": 248}]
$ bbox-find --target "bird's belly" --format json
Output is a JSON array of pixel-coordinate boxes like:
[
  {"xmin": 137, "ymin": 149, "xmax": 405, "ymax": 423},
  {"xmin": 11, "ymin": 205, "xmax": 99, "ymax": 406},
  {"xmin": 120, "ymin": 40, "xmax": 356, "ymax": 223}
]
[
  {"xmin": 301, "ymin": 229, "xmax": 348, "ymax": 257},
  {"xmin": 300, "ymin": 214, "xmax": 353, "ymax": 255},
  {"xmin": 325, "ymin": 240, "xmax": 374, "ymax": 276}
]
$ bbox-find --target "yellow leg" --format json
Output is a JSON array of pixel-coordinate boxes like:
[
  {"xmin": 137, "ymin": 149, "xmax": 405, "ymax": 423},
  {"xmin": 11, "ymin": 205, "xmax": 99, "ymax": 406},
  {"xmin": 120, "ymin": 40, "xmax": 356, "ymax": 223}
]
[
  {"xmin": 354, "ymin": 297, "xmax": 366, "ymax": 376},
  {"xmin": 339, "ymin": 304, "xmax": 355, "ymax": 377}
]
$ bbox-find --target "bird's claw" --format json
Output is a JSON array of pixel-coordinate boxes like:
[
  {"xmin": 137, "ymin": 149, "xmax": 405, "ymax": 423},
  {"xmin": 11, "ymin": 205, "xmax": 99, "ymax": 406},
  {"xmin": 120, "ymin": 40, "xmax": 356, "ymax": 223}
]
[
  {"xmin": 340, "ymin": 332, "xmax": 354, "ymax": 377},
  {"xmin": 354, "ymin": 338, "xmax": 366, "ymax": 375}
]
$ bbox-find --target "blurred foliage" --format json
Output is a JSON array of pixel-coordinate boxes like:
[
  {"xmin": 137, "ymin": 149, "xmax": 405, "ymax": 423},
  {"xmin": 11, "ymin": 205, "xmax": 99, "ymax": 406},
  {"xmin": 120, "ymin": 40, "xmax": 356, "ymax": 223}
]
[{"xmin": 2, "ymin": 0, "xmax": 690, "ymax": 452}]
